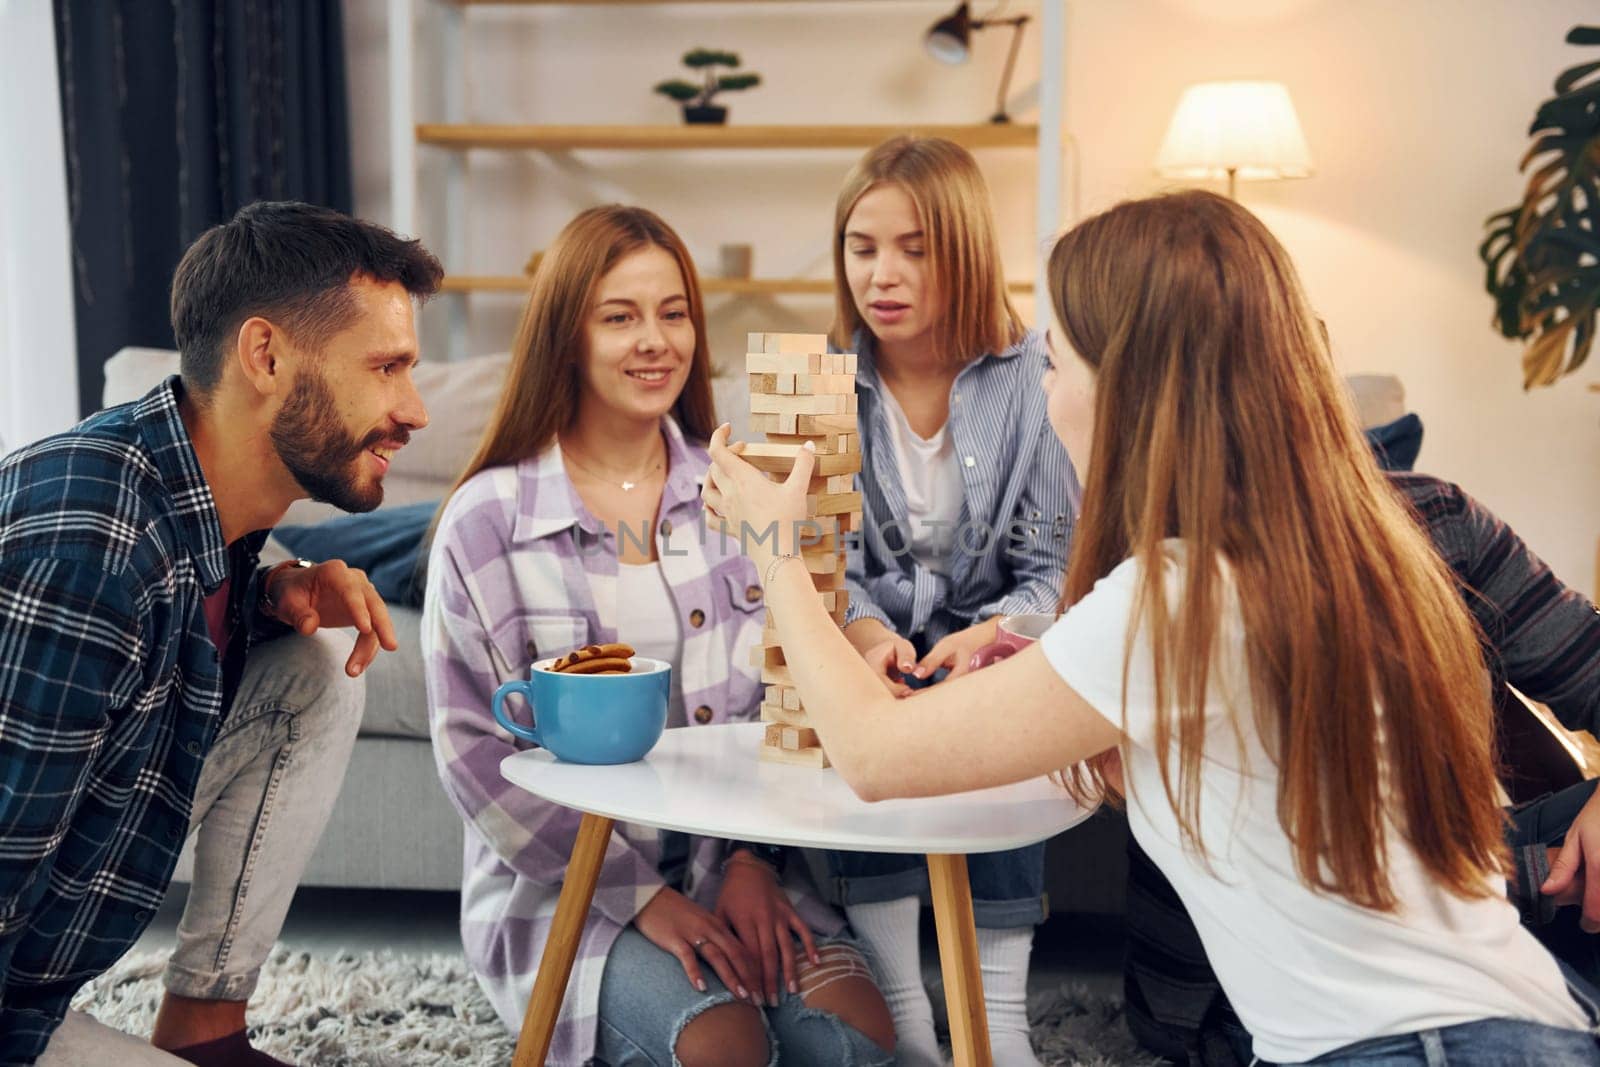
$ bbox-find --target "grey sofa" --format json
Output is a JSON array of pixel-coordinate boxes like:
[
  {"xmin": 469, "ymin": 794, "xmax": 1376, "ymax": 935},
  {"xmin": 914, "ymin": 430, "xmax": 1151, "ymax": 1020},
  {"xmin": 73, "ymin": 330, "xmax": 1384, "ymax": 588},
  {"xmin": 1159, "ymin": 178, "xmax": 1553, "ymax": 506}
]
[{"xmin": 102, "ymin": 347, "xmax": 1408, "ymax": 909}]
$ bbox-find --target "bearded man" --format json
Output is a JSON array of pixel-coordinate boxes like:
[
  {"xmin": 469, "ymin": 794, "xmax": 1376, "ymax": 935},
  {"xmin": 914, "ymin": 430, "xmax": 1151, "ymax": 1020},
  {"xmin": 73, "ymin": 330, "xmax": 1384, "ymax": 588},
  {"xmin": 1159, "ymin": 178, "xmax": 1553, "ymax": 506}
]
[{"xmin": 0, "ymin": 202, "xmax": 441, "ymax": 1066}]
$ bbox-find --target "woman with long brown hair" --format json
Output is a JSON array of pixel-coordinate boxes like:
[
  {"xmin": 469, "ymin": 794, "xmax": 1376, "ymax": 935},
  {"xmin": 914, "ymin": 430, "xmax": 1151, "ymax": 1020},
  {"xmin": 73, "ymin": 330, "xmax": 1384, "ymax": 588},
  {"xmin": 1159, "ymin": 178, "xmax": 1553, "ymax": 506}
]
[
  {"xmin": 422, "ymin": 206, "xmax": 892, "ymax": 1067},
  {"xmin": 703, "ymin": 190, "xmax": 1600, "ymax": 1065},
  {"xmin": 825, "ymin": 135, "xmax": 1078, "ymax": 1067}
]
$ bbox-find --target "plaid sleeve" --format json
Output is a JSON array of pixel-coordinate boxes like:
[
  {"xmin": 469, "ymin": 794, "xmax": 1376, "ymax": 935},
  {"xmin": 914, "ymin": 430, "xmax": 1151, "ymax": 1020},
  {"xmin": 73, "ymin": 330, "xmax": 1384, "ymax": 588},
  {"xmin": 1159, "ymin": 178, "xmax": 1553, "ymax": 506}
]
[{"xmin": 0, "ymin": 559, "xmax": 141, "ymax": 988}]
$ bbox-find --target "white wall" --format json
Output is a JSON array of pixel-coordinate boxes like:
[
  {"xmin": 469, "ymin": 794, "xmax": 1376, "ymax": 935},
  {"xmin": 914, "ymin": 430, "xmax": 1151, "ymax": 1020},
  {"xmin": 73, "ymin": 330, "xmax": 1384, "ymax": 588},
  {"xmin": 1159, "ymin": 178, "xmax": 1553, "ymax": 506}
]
[
  {"xmin": 0, "ymin": 0, "xmax": 77, "ymax": 452},
  {"xmin": 346, "ymin": 0, "xmax": 1600, "ymax": 594}
]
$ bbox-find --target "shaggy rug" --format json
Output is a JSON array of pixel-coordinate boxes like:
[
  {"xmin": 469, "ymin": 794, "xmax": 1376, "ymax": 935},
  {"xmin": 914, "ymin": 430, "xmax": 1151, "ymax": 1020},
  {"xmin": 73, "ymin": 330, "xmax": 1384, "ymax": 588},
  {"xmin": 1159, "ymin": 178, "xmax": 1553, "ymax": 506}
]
[{"xmin": 73, "ymin": 950, "xmax": 1163, "ymax": 1066}]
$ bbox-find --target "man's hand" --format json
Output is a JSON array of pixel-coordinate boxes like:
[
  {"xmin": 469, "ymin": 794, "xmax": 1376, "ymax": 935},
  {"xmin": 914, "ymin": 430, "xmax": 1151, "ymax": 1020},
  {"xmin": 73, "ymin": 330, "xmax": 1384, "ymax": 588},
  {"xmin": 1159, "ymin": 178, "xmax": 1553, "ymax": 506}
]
[
  {"xmin": 636, "ymin": 886, "xmax": 761, "ymax": 1000},
  {"xmin": 913, "ymin": 617, "xmax": 1002, "ymax": 683},
  {"xmin": 715, "ymin": 853, "xmax": 820, "ymax": 1005},
  {"xmin": 262, "ymin": 559, "xmax": 397, "ymax": 677},
  {"xmin": 844, "ymin": 620, "xmax": 915, "ymax": 697},
  {"xmin": 1542, "ymin": 785, "xmax": 1600, "ymax": 931}
]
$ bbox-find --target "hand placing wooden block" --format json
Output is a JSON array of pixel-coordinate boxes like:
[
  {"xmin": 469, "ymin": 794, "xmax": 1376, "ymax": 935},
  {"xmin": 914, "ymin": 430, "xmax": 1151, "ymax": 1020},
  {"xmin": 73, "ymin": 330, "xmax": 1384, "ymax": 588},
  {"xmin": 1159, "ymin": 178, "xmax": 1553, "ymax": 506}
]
[{"xmin": 765, "ymin": 431, "xmax": 856, "ymax": 454}]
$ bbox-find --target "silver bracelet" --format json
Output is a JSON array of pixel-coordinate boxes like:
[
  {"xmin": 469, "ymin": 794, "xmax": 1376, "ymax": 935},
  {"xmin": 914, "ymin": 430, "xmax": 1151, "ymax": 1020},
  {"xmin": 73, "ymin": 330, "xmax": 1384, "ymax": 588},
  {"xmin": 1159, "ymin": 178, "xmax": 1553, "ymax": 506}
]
[{"xmin": 764, "ymin": 553, "xmax": 801, "ymax": 588}]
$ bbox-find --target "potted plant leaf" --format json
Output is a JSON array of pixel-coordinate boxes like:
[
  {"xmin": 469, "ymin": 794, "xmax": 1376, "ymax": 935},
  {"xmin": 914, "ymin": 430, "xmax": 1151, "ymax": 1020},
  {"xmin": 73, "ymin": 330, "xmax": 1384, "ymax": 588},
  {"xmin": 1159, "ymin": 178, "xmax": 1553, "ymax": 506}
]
[
  {"xmin": 1480, "ymin": 26, "xmax": 1600, "ymax": 389},
  {"xmin": 654, "ymin": 48, "xmax": 761, "ymax": 125}
]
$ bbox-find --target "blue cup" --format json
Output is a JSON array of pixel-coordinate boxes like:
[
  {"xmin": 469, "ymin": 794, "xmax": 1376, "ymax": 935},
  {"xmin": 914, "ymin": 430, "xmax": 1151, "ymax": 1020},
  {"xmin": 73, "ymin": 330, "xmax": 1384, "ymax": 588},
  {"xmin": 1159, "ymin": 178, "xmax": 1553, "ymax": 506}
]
[{"xmin": 492, "ymin": 656, "xmax": 671, "ymax": 764}]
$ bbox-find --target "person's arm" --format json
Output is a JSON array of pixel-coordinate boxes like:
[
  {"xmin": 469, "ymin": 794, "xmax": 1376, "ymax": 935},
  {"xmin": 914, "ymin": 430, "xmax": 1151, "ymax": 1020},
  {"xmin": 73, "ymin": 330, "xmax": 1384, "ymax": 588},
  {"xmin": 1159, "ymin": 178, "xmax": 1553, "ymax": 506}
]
[
  {"xmin": 420, "ymin": 524, "xmax": 666, "ymax": 925},
  {"xmin": 707, "ymin": 429, "xmax": 1118, "ymax": 800},
  {"xmin": 975, "ymin": 425, "xmax": 1079, "ymax": 621},
  {"xmin": 0, "ymin": 560, "xmax": 140, "ymax": 990},
  {"xmin": 1429, "ymin": 477, "xmax": 1600, "ymax": 732}
]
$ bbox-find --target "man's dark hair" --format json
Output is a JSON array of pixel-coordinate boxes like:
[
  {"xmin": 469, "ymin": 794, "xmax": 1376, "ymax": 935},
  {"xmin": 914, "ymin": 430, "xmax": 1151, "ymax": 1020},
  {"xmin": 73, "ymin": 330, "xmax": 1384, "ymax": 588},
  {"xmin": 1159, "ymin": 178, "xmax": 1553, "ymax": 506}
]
[{"xmin": 170, "ymin": 201, "xmax": 444, "ymax": 394}]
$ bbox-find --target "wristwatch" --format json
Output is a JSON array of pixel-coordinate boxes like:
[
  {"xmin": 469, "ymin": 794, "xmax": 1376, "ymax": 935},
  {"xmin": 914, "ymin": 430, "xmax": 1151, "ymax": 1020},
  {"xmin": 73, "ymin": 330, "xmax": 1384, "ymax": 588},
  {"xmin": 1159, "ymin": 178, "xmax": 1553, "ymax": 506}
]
[{"xmin": 259, "ymin": 558, "xmax": 314, "ymax": 617}]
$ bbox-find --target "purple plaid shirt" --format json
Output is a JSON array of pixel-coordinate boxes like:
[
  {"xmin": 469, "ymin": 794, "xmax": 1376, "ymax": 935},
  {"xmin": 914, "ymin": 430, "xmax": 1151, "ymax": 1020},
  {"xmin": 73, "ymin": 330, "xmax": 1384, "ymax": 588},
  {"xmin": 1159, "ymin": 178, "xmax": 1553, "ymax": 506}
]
[{"xmin": 422, "ymin": 416, "xmax": 842, "ymax": 1064}]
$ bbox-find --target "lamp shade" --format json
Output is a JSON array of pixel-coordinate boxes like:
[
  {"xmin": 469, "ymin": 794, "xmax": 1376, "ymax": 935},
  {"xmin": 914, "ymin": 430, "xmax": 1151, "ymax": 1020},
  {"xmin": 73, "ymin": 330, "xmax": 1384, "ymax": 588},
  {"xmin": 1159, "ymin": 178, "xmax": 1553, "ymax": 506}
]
[
  {"xmin": 1154, "ymin": 81, "xmax": 1313, "ymax": 184},
  {"xmin": 925, "ymin": 2, "xmax": 972, "ymax": 65}
]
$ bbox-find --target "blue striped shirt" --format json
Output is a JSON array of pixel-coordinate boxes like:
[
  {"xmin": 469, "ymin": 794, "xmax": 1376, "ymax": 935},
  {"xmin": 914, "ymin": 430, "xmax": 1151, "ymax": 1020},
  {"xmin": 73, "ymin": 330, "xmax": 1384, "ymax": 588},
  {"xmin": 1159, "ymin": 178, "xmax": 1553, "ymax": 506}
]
[
  {"xmin": 843, "ymin": 328, "xmax": 1081, "ymax": 646},
  {"xmin": 0, "ymin": 378, "xmax": 279, "ymax": 1063}
]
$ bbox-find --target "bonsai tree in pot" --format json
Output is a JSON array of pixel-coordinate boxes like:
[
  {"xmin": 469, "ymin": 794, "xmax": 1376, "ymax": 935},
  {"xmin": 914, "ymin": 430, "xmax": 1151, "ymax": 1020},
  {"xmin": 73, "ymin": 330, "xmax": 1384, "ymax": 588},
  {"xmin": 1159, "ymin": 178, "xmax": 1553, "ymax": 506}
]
[
  {"xmin": 654, "ymin": 48, "xmax": 761, "ymax": 125},
  {"xmin": 1480, "ymin": 26, "xmax": 1600, "ymax": 388}
]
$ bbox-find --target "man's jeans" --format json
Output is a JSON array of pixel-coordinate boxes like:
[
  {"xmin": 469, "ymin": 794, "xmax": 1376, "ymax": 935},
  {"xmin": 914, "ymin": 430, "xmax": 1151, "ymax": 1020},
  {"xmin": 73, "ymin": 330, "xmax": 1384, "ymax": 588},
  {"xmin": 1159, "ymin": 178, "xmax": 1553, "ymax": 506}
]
[{"xmin": 39, "ymin": 631, "xmax": 362, "ymax": 1065}]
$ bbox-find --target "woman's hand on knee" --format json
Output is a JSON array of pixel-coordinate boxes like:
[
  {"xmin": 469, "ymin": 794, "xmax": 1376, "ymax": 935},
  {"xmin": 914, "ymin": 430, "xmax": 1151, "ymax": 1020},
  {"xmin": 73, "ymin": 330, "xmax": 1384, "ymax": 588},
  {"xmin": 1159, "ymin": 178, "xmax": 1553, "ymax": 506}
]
[
  {"xmin": 715, "ymin": 852, "xmax": 821, "ymax": 1005},
  {"xmin": 635, "ymin": 887, "xmax": 761, "ymax": 1003}
]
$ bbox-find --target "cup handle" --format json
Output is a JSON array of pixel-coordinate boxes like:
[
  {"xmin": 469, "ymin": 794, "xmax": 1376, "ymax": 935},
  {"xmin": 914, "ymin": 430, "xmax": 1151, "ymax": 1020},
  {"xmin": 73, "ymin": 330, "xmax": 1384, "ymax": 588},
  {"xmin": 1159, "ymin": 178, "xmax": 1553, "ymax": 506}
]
[
  {"xmin": 968, "ymin": 641, "xmax": 1018, "ymax": 673},
  {"xmin": 492, "ymin": 680, "xmax": 543, "ymax": 745}
]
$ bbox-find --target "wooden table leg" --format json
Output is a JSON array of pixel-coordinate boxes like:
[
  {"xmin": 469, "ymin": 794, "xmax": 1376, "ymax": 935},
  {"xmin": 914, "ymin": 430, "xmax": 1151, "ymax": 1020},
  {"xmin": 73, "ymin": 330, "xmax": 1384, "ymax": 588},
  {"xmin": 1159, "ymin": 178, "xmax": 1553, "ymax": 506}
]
[
  {"xmin": 927, "ymin": 852, "xmax": 993, "ymax": 1067},
  {"xmin": 513, "ymin": 812, "xmax": 615, "ymax": 1067}
]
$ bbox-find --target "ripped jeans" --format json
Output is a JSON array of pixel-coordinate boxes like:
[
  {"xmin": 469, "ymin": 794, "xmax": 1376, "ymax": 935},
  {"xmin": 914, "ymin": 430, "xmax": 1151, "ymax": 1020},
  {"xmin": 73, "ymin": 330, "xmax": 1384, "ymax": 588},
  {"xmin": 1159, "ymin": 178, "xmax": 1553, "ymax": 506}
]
[{"xmin": 594, "ymin": 927, "xmax": 895, "ymax": 1066}]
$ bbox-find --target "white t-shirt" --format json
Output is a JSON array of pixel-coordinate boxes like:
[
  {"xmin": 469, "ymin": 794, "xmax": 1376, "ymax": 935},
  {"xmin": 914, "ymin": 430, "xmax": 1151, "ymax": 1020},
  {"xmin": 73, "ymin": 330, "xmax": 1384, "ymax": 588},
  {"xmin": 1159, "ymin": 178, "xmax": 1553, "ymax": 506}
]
[
  {"xmin": 878, "ymin": 384, "xmax": 963, "ymax": 575},
  {"xmin": 1038, "ymin": 543, "xmax": 1586, "ymax": 1064},
  {"xmin": 618, "ymin": 561, "xmax": 685, "ymax": 727}
]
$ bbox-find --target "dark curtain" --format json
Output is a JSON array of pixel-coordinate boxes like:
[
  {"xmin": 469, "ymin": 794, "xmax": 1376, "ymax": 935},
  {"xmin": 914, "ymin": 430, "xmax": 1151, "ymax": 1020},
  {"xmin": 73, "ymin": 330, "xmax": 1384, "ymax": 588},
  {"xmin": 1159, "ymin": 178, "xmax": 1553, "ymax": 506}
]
[{"xmin": 53, "ymin": 1, "xmax": 353, "ymax": 417}]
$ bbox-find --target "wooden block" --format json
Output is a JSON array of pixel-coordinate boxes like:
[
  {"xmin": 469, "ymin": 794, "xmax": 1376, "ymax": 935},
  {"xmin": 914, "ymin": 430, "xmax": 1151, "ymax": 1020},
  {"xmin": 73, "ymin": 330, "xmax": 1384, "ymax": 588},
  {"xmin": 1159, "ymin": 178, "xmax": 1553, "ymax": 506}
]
[
  {"xmin": 762, "ymin": 333, "xmax": 830, "ymax": 354},
  {"xmin": 795, "ymin": 414, "xmax": 857, "ymax": 435},
  {"xmin": 805, "ymin": 473, "xmax": 857, "ymax": 494},
  {"xmin": 747, "ymin": 352, "xmax": 824, "ymax": 375},
  {"xmin": 783, "ymin": 685, "xmax": 803, "ymax": 710},
  {"xmin": 764, "ymin": 431, "xmax": 854, "ymax": 455},
  {"xmin": 792, "ymin": 374, "xmax": 856, "ymax": 396},
  {"xmin": 811, "ymin": 559, "xmax": 849, "ymax": 592},
  {"xmin": 759, "ymin": 741, "xmax": 831, "ymax": 768},
  {"xmin": 761, "ymin": 646, "xmax": 787, "ymax": 671},
  {"xmin": 839, "ymin": 353, "xmax": 858, "ymax": 373},
  {"xmin": 748, "ymin": 412, "xmax": 799, "ymax": 434},
  {"xmin": 748, "ymin": 372, "xmax": 796, "ymax": 396},
  {"xmin": 806, "ymin": 491, "xmax": 863, "ymax": 515},
  {"xmin": 761, "ymin": 661, "xmax": 794, "ymax": 686},
  {"xmin": 802, "ymin": 546, "xmax": 842, "ymax": 573},
  {"xmin": 760, "ymin": 702, "xmax": 811, "ymax": 727},
  {"xmin": 816, "ymin": 590, "xmax": 847, "ymax": 613},
  {"xmin": 739, "ymin": 448, "xmax": 861, "ymax": 477},
  {"xmin": 764, "ymin": 685, "xmax": 790, "ymax": 707},
  {"xmin": 750, "ymin": 393, "xmax": 850, "ymax": 417},
  {"xmin": 765, "ymin": 723, "xmax": 821, "ymax": 751}
]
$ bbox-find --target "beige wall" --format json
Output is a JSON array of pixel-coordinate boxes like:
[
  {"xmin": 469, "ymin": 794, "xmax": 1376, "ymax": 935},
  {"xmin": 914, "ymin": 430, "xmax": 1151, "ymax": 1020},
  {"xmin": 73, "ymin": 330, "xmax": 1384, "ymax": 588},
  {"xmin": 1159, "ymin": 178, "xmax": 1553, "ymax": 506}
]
[{"xmin": 346, "ymin": 0, "xmax": 1600, "ymax": 593}]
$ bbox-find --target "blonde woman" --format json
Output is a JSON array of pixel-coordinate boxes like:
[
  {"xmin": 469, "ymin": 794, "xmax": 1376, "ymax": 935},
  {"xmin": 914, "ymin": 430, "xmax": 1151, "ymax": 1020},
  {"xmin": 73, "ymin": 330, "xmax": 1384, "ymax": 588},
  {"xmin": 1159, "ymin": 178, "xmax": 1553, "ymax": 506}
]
[
  {"xmin": 826, "ymin": 135, "xmax": 1079, "ymax": 1066},
  {"xmin": 423, "ymin": 206, "xmax": 893, "ymax": 1067},
  {"xmin": 705, "ymin": 190, "xmax": 1600, "ymax": 1066}
]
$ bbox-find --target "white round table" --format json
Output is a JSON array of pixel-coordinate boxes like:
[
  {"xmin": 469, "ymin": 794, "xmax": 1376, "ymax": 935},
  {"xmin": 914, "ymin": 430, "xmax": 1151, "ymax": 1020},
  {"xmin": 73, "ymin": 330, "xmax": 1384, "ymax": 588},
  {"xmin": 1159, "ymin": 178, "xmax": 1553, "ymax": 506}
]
[{"xmin": 499, "ymin": 722, "xmax": 1094, "ymax": 1067}]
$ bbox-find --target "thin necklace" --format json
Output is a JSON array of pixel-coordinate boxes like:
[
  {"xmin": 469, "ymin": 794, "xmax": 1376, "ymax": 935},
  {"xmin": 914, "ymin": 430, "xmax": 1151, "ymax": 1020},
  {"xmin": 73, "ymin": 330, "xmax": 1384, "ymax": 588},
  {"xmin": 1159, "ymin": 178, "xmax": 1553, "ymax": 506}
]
[{"xmin": 561, "ymin": 442, "xmax": 664, "ymax": 492}]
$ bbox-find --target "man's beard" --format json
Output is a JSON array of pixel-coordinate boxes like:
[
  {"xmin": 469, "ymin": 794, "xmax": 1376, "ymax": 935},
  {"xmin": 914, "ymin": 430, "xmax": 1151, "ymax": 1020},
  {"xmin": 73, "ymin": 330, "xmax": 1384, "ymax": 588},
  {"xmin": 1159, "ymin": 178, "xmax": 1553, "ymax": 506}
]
[{"xmin": 269, "ymin": 369, "xmax": 403, "ymax": 514}]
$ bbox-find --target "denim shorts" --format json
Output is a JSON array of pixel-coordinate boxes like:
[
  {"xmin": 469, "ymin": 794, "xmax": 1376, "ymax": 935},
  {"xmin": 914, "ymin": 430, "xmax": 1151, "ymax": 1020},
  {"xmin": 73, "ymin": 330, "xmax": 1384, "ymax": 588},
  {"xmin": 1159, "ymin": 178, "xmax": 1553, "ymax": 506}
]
[
  {"xmin": 593, "ymin": 926, "xmax": 895, "ymax": 1066},
  {"xmin": 1254, "ymin": 962, "xmax": 1600, "ymax": 1066}
]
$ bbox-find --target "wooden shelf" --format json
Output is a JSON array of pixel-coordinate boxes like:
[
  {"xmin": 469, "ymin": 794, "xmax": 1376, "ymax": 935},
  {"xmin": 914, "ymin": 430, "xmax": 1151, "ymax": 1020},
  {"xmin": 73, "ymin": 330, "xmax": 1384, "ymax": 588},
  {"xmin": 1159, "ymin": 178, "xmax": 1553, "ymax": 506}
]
[
  {"xmin": 440, "ymin": 274, "xmax": 1033, "ymax": 295},
  {"xmin": 416, "ymin": 123, "xmax": 1038, "ymax": 151}
]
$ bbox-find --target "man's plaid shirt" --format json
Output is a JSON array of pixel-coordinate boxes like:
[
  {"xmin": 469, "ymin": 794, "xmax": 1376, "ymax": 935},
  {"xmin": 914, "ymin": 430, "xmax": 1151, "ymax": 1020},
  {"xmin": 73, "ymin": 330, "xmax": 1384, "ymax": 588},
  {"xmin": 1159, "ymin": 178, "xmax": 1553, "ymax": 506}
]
[{"xmin": 0, "ymin": 378, "xmax": 275, "ymax": 1063}]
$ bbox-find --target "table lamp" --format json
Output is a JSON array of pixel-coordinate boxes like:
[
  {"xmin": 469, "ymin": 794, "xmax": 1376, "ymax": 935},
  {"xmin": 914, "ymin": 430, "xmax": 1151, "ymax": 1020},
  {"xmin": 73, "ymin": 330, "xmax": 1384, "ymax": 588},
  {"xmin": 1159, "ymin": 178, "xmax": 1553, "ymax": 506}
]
[
  {"xmin": 1154, "ymin": 81, "xmax": 1313, "ymax": 198},
  {"xmin": 925, "ymin": 1, "xmax": 1031, "ymax": 124}
]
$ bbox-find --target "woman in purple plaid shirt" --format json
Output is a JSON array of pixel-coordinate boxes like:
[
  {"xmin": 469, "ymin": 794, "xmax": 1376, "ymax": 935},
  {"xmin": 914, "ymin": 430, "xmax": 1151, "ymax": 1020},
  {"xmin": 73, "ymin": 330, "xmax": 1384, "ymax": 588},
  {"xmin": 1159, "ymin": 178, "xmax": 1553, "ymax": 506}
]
[{"xmin": 421, "ymin": 207, "xmax": 894, "ymax": 1067}]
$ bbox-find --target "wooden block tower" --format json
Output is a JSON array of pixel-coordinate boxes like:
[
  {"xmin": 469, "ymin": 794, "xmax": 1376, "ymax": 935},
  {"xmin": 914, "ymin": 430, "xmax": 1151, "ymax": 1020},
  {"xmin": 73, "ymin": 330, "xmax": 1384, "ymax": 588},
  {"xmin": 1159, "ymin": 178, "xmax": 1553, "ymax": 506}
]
[{"xmin": 745, "ymin": 332, "xmax": 863, "ymax": 769}]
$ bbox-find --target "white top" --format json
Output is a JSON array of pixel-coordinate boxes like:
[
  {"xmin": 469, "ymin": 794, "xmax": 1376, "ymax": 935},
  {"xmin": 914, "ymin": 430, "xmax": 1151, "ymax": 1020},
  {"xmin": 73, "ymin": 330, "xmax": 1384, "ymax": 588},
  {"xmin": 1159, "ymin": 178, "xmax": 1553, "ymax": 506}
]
[
  {"xmin": 501, "ymin": 721, "xmax": 1094, "ymax": 853},
  {"xmin": 1038, "ymin": 544, "xmax": 1586, "ymax": 1064},
  {"xmin": 879, "ymin": 384, "xmax": 963, "ymax": 575},
  {"xmin": 617, "ymin": 561, "xmax": 685, "ymax": 725}
]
